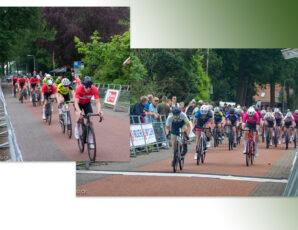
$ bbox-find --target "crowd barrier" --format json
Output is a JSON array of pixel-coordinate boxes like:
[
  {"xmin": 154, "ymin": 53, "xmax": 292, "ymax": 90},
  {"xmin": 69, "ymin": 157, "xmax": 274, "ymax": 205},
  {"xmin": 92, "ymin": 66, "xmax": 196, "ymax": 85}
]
[
  {"xmin": 284, "ymin": 149, "xmax": 298, "ymax": 196},
  {"xmin": 94, "ymin": 83, "xmax": 129, "ymax": 112},
  {"xmin": 0, "ymin": 78, "xmax": 23, "ymax": 161},
  {"xmin": 130, "ymin": 115, "xmax": 196, "ymax": 157}
]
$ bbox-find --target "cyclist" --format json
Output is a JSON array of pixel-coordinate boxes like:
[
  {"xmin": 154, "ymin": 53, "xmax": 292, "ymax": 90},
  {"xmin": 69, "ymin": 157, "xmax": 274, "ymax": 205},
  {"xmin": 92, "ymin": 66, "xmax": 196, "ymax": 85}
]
[
  {"xmin": 73, "ymin": 75, "xmax": 81, "ymax": 90},
  {"xmin": 11, "ymin": 75, "xmax": 18, "ymax": 95},
  {"xmin": 242, "ymin": 106, "xmax": 260, "ymax": 156},
  {"xmin": 293, "ymin": 110, "xmax": 298, "ymax": 129},
  {"xmin": 55, "ymin": 76, "xmax": 63, "ymax": 86},
  {"xmin": 193, "ymin": 104, "xmax": 213, "ymax": 159},
  {"xmin": 273, "ymin": 108, "xmax": 283, "ymax": 144},
  {"xmin": 224, "ymin": 108, "xmax": 239, "ymax": 147},
  {"xmin": 41, "ymin": 80, "xmax": 57, "ymax": 120},
  {"xmin": 165, "ymin": 108, "xmax": 191, "ymax": 163},
  {"xmin": 57, "ymin": 78, "xmax": 74, "ymax": 121},
  {"xmin": 74, "ymin": 76, "xmax": 103, "ymax": 140},
  {"xmin": 18, "ymin": 75, "xmax": 27, "ymax": 101},
  {"xmin": 29, "ymin": 74, "xmax": 41, "ymax": 102},
  {"xmin": 42, "ymin": 74, "xmax": 53, "ymax": 85},
  {"xmin": 283, "ymin": 112, "xmax": 295, "ymax": 143},
  {"xmin": 263, "ymin": 112, "xmax": 276, "ymax": 145},
  {"xmin": 213, "ymin": 106, "xmax": 225, "ymax": 139}
]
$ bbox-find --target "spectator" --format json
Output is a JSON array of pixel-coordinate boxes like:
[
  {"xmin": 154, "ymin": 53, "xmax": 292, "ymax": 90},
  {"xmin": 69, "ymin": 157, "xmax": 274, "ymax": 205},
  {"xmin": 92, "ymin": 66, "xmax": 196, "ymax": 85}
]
[
  {"xmin": 144, "ymin": 94, "xmax": 153, "ymax": 123},
  {"xmin": 157, "ymin": 96, "xmax": 171, "ymax": 122},
  {"xmin": 193, "ymin": 100, "xmax": 203, "ymax": 115},
  {"xmin": 185, "ymin": 99, "xmax": 196, "ymax": 117},
  {"xmin": 148, "ymin": 97, "xmax": 159, "ymax": 123},
  {"xmin": 130, "ymin": 96, "xmax": 148, "ymax": 124},
  {"xmin": 171, "ymin": 96, "xmax": 179, "ymax": 110},
  {"xmin": 167, "ymin": 99, "xmax": 172, "ymax": 108}
]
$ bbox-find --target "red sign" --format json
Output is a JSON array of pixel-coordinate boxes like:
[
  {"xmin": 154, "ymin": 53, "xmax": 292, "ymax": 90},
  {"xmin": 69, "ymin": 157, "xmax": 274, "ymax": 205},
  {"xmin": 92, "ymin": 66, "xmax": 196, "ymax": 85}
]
[{"xmin": 104, "ymin": 89, "xmax": 119, "ymax": 105}]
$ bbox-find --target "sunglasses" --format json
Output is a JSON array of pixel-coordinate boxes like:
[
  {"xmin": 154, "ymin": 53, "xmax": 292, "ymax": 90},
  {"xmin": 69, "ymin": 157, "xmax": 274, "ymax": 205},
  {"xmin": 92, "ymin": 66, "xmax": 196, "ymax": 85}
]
[{"xmin": 84, "ymin": 85, "xmax": 92, "ymax": 89}]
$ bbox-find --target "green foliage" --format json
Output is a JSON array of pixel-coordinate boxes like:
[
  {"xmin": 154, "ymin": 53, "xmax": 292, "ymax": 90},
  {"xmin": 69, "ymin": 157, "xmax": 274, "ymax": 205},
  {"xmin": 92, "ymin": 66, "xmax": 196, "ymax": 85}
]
[{"xmin": 74, "ymin": 31, "xmax": 130, "ymax": 84}]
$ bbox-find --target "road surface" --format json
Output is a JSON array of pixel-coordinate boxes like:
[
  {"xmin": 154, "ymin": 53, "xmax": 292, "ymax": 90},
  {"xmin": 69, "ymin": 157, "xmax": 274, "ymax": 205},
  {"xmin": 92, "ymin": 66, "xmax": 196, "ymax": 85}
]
[{"xmin": 77, "ymin": 136, "xmax": 296, "ymax": 196}]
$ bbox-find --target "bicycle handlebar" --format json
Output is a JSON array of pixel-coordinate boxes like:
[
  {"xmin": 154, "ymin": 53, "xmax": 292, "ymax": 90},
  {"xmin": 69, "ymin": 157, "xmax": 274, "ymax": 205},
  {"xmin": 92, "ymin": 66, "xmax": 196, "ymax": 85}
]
[{"xmin": 83, "ymin": 113, "xmax": 103, "ymax": 122}]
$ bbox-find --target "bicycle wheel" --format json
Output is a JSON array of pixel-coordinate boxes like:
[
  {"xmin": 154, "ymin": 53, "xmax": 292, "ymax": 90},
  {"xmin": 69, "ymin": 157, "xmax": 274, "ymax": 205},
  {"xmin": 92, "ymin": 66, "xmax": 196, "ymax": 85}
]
[
  {"xmin": 60, "ymin": 114, "xmax": 65, "ymax": 133},
  {"xmin": 196, "ymin": 140, "xmax": 201, "ymax": 165},
  {"xmin": 285, "ymin": 129, "xmax": 289, "ymax": 150},
  {"xmin": 251, "ymin": 142, "xmax": 255, "ymax": 165},
  {"xmin": 47, "ymin": 104, "xmax": 52, "ymax": 126},
  {"xmin": 77, "ymin": 122, "xmax": 85, "ymax": 153},
  {"xmin": 274, "ymin": 129, "xmax": 278, "ymax": 147},
  {"xmin": 178, "ymin": 144, "xmax": 183, "ymax": 170},
  {"xmin": 201, "ymin": 147, "xmax": 205, "ymax": 164},
  {"xmin": 67, "ymin": 111, "xmax": 72, "ymax": 138},
  {"xmin": 266, "ymin": 129, "xmax": 270, "ymax": 149},
  {"xmin": 262, "ymin": 128, "xmax": 265, "ymax": 143},
  {"xmin": 246, "ymin": 141, "xmax": 250, "ymax": 166},
  {"xmin": 32, "ymin": 92, "xmax": 36, "ymax": 107},
  {"xmin": 87, "ymin": 126, "xmax": 97, "ymax": 161},
  {"xmin": 294, "ymin": 129, "xmax": 297, "ymax": 149},
  {"xmin": 173, "ymin": 142, "xmax": 178, "ymax": 172}
]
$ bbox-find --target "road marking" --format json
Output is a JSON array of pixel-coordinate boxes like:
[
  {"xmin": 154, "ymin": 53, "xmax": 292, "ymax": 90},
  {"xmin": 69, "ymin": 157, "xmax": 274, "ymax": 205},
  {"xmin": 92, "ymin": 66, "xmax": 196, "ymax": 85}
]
[{"xmin": 77, "ymin": 170, "xmax": 288, "ymax": 184}]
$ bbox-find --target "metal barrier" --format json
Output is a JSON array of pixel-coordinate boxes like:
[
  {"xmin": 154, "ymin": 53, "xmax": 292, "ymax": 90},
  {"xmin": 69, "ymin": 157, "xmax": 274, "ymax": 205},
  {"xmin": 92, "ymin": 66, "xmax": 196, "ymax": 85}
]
[
  {"xmin": 283, "ymin": 149, "xmax": 298, "ymax": 196},
  {"xmin": 130, "ymin": 115, "xmax": 196, "ymax": 157},
  {"xmin": 94, "ymin": 83, "xmax": 130, "ymax": 112},
  {"xmin": 0, "ymin": 78, "xmax": 23, "ymax": 161}
]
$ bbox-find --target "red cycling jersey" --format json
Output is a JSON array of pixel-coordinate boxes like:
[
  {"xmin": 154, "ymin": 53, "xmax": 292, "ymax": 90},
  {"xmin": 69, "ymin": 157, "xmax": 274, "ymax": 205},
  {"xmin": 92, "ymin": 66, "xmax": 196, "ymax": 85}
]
[
  {"xmin": 41, "ymin": 84, "xmax": 57, "ymax": 94},
  {"xmin": 12, "ymin": 76, "xmax": 18, "ymax": 82},
  {"xmin": 29, "ymin": 77, "xmax": 40, "ymax": 85},
  {"xmin": 18, "ymin": 78, "xmax": 26, "ymax": 85},
  {"xmin": 75, "ymin": 85, "xmax": 99, "ymax": 104},
  {"xmin": 242, "ymin": 112, "xmax": 260, "ymax": 124}
]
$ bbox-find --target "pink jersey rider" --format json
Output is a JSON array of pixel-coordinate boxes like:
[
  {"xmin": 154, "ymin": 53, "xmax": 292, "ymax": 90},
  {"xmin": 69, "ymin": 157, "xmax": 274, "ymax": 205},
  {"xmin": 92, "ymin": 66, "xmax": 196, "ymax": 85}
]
[{"xmin": 242, "ymin": 112, "xmax": 260, "ymax": 124}]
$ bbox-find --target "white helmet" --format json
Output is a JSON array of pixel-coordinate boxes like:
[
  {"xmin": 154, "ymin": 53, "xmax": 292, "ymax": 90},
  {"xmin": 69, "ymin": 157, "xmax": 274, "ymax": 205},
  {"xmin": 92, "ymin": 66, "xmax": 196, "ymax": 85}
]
[
  {"xmin": 45, "ymin": 74, "xmax": 51, "ymax": 79},
  {"xmin": 248, "ymin": 107, "xmax": 255, "ymax": 117},
  {"xmin": 214, "ymin": 107, "xmax": 220, "ymax": 113},
  {"xmin": 274, "ymin": 108, "xmax": 280, "ymax": 113},
  {"xmin": 62, "ymin": 78, "xmax": 70, "ymax": 86},
  {"xmin": 286, "ymin": 112, "xmax": 292, "ymax": 118},
  {"xmin": 237, "ymin": 105, "xmax": 241, "ymax": 110},
  {"xmin": 295, "ymin": 110, "xmax": 298, "ymax": 115},
  {"xmin": 261, "ymin": 110, "xmax": 266, "ymax": 115},
  {"xmin": 200, "ymin": 105, "xmax": 209, "ymax": 115},
  {"xmin": 236, "ymin": 108, "xmax": 241, "ymax": 114},
  {"xmin": 46, "ymin": 80, "xmax": 53, "ymax": 86}
]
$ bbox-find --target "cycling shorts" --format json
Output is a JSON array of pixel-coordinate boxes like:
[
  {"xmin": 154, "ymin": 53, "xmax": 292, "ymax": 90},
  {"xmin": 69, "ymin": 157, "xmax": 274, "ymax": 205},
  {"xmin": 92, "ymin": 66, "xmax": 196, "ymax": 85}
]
[
  {"xmin": 79, "ymin": 102, "xmax": 93, "ymax": 115},
  {"xmin": 59, "ymin": 92, "xmax": 70, "ymax": 102},
  {"xmin": 245, "ymin": 122, "xmax": 257, "ymax": 132},
  {"xmin": 31, "ymin": 84, "xmax": 37, "ymax": 90},
  {"xmin": 267, "ymin": 120, "xmax": 274, "ymax": 128},
  {"xmin": 43, "ymin": 92, "xmax": 54, "ymax": 101},
  {"xmin": 276, "ymin": 118, "xmax": 282, "ymax": 126},
  {"xmin": 284, "ymin": 121, "xmax": 292, "ymax": 128},
  {"xmin": 19, "ymin": 83, "xmax": 25, "ymax": 88}
]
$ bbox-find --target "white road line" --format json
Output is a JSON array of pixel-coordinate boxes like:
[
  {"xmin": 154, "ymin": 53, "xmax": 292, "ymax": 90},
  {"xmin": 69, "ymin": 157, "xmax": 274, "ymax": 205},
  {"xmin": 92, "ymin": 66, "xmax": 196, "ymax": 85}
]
[{"xmin": 77, "ymin": 170, "xmax": 288, "ymax": 184}]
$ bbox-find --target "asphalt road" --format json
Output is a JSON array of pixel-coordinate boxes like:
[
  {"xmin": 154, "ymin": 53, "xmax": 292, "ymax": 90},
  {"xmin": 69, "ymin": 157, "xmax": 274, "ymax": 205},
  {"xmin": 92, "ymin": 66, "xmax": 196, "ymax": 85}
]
[
  {"xmin": 2, "ymin": 82, "xmax": 129, "ymax": 162},
  {"xmin": 77, "ymin": 136, "xmax": 296, "ymax": 196}
]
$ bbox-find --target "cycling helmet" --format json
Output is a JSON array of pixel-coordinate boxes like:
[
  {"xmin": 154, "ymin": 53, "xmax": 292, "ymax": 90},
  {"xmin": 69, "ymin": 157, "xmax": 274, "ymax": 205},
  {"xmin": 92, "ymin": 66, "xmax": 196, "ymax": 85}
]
[
  {"xmin": 82, "ymin": 76, "xmax": 93, "ymax": 87},
  {"xmin": 58, "ymin": 76, "xmax": 62, "ymax": 80},
  {"xmin": 229, "ymin": 108, "xmax": 235, "ymax": 114},
  {"xmin": 200, "ymin": 105, "xmax": 208, "ymax": 115},
  {"xmin": 214, "ymin": 107, "xmax": 220, "ymax": 113},
  {"xmin": 274, "ymin": 108, "xmax": 280, "ymax": 113},
  {"xmin": 61, "ymin": 78, "xmax": 70, "ymax": 86},
  {"xmin": 236, "ymin": 108, "xmax": 241, "ymax": 114},
  {"xmin": 261, "ymin": 110, "xmax": 266, "ymax": 115},
  {"xmin": 45, "ymin": 74, "xmax": 51, "ymax": 79},
  {"xmin": 286, "ymin": 112, "xmax": 292, "ymax": 118},
  {"xmin": 295, "ymin": 110, "xmax": 298, "ymax": 114},
  {"xmin": 172, "ymin": 107, "xmax": 181, "ymax": 116},
  {"xmin": 248, "ymin": 107, "xmax": 255, "ymax": 117},
  {"xmin": 46, "ymin": 80, "xmax": 53, "ymax": 86}
]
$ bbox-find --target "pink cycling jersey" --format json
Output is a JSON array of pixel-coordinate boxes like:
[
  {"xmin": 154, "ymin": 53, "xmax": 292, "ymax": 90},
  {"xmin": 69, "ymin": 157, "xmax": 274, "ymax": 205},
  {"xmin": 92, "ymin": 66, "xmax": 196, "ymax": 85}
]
[
  {"xmin": 257, "ymin": 111, "xmax": 262, "ymax": 119},
  {"xmin": 293, "ymin": 113, "xmax": 298, "ymax": 122},
  {"xmin": 242, "ymin": 112, "xmax": 260, "ymax": 124}
]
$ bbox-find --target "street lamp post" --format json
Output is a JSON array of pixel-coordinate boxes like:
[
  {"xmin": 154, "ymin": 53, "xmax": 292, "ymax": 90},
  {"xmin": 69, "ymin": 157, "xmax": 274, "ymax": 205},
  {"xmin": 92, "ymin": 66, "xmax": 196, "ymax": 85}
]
[
  {"xmin": 27, "ymin": 54, "xmax": 35, "ymax": 73},
  {"xmin": 283, "ymin": 78, "xmax": 294, "ymax": 113}
]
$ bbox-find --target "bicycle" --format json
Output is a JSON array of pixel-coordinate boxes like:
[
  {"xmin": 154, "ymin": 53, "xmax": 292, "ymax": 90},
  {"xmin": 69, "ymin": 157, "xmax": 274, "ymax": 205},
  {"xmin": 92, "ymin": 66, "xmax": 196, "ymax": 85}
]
[
  {"xmin": 242, "ymin": 128, "xmax": 256, "ymax": 166},
  {"xmin": 32, "ymin": 88, "xmax": 38, "ymax": 107},
  {"xmin": 284, "ymin": 126, "xmax": 291, "ymax": 150},
  {"xmin": 261, "ymin": 123, "xmax": 265, "ymax": 143},
  {"xmin": 237, "ymin": 124, "xmax": 241, "ymax": 145},
  {"xmin": 196, "ymin": 127, "xmax": 211, "ymax": 165},
  {"xmin": 45, "ymin": 99, "xmax": 53, "ymax": 125},
  {"xmin": 273, "ymin": 127, "xmax": 278, "ymax": 147},
  {"xmin": 59, "ymin": 101, "xmax": 74, "ymax": 138},
  {"xmin": 13, "ymin": 86, "xmax": 18, "ymax": 97},
  {"xmin": 19, "ymin": 88, "xmax": 25, "ymax": 103},
  {"xmin": 77, "ymin": 113, "xmax": 103, "ymax": 162},
  {"xmin": 213, "ymin": 123, "xmax": 220, "ymax": 147},
  {"xmin": 227, "ymin": 125, "xmax": 234, "ymax": 150},
  {"xmin": 171, "ymin": 130, "xmax": 188, "ymax": 173}
]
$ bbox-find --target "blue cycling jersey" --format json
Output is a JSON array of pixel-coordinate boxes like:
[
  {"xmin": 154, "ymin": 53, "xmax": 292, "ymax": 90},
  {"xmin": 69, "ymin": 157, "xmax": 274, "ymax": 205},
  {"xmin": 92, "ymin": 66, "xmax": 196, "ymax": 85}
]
[{"xmin": 225, "ymin": 113, "xmax": 239, "ymax": 122}]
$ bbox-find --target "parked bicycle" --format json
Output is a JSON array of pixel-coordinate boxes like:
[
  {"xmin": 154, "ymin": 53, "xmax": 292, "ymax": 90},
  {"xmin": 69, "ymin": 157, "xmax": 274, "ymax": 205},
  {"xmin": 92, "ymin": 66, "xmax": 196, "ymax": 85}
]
[{"xmin": 77, "ymin": 113, "xmax": 103, "ymax": 162}]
